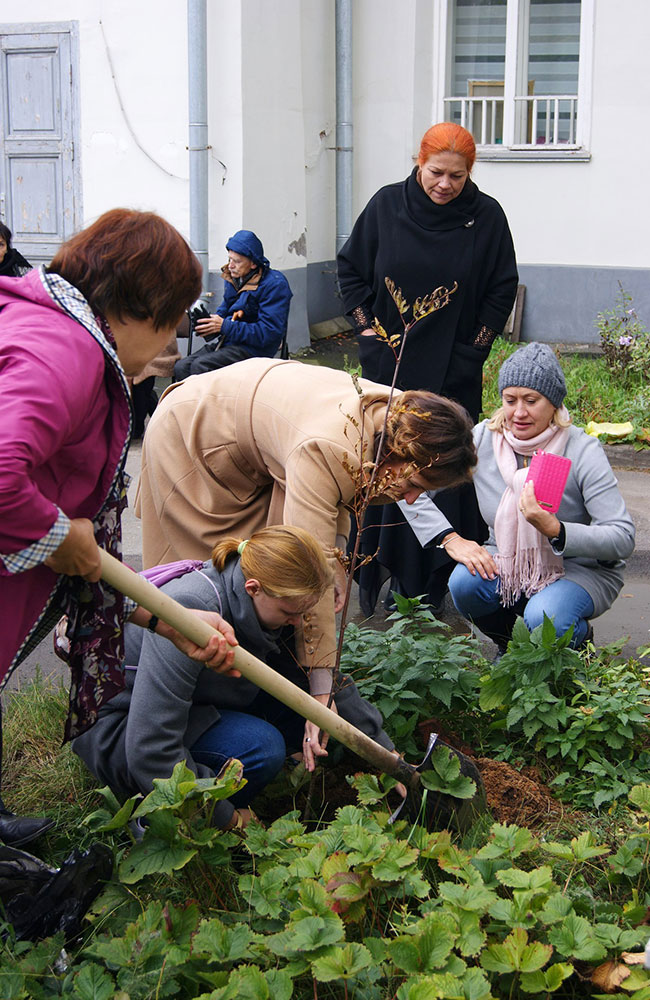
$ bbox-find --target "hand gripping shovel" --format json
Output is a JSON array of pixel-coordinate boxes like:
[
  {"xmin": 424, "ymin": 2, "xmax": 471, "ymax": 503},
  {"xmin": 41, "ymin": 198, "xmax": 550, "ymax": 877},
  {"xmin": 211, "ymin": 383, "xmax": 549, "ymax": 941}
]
[{"xmin": 100, "ymin": 551, "xmax": 486, "ymax": 831}]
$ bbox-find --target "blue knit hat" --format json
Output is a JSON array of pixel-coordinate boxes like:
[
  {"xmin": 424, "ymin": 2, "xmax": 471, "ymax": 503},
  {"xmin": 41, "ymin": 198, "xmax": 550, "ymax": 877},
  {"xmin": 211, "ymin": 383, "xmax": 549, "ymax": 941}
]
[
  {"xmin": 226, "ymin": 230, "xmax": 269, "ymax": 268},
  {"xmin": 498, "ymin": 343, "xmax": 567, "ymax": 409}
]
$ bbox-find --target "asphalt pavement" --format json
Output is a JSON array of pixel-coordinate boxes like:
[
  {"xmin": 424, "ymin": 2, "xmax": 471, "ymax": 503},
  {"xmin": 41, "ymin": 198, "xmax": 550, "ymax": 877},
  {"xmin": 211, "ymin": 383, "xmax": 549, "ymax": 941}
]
[{"xmin": 7, "ymin": 441, "xmax": 650, "ymax": 693}]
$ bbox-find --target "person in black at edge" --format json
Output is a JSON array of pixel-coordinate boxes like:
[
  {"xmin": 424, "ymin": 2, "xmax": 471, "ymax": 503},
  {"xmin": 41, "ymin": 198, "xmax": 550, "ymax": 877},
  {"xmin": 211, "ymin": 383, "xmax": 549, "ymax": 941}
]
[{"xmin": 0, "ymin": 222, "xmax": 31, "ymax": 278}]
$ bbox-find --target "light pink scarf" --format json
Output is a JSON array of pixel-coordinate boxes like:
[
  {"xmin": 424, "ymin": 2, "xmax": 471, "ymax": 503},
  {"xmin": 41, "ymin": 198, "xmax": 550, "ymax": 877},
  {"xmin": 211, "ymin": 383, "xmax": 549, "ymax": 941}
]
[{"xmin": 492, "ymin": 408, "xmax": 571, "ymax": 606}]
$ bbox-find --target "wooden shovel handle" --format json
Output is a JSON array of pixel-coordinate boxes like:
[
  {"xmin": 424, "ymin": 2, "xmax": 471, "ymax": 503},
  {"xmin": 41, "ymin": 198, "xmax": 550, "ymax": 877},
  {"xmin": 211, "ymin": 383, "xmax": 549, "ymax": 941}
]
[{"xmin": 99, "ymin": 551, "xmax": 419, "ymax": 787}]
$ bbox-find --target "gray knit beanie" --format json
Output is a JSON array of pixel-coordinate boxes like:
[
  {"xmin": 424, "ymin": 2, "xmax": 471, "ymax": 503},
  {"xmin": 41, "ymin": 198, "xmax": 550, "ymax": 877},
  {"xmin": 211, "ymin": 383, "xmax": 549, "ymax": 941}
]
[{"xmin": 498, "ymin": 343, "xmax": 566, "ymax": 409}]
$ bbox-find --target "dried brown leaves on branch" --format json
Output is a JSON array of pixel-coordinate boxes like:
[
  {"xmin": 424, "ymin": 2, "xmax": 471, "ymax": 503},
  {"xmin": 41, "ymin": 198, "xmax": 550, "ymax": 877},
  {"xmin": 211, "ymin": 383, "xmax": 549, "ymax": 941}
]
[
  {"xmin": 385, "ymin": 278, "xmax": 410, "ymax": 316},
  {"xmin": 413, "ymin": 281, "xmax": 458, "ymax": 320},
  {"xmin": 339, "ymin": 272, "xmax": 459, "ymax": 615},
  {"xmin": 371, "ymin": 318, "xmax": 401, "ymax": 350},
  {"xmin": 374, "ymin": 278, "xmax": 459, "ymax": 354}
]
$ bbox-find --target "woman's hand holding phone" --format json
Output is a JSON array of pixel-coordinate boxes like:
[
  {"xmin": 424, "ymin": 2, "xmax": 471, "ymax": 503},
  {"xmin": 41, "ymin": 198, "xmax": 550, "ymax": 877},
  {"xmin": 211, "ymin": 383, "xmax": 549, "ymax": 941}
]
[
  {"xmin": 524, "ymin": 451, "xmax": 571, "ymax": 513},
  {"xmin": 519, "ymin": 481, "xmax": 562, "ymax": 538}
]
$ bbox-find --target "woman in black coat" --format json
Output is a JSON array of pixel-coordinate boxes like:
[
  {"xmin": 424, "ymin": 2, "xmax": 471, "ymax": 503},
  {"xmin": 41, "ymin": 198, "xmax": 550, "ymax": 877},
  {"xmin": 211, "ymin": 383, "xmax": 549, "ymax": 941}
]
[{"xmin": 337, "ymin": 122, "xmax": 518, "ymax": 614}]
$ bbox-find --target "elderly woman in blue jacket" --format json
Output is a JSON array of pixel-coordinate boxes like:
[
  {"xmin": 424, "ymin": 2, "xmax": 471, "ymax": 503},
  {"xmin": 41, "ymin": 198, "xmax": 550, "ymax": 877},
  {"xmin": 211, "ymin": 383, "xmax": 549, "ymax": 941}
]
[
  {"xmin": 174, "ymin": 230, "xmax": 292, "ymax": 379},
  {"xmin": 414, "ymin": 343, "xmax": 635, "ymax": 653}
]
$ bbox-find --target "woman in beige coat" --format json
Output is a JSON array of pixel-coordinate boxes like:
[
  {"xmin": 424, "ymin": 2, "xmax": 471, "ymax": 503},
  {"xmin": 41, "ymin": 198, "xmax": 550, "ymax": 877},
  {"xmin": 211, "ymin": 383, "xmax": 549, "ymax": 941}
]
[{"xmin": 136, "ymin": 358, "xmax": 475, "ymax": 750}]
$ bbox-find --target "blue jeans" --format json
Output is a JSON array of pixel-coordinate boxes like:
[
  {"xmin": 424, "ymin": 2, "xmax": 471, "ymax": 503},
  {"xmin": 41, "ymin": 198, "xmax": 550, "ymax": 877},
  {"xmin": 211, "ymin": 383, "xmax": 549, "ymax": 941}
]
[
  {"xmin": 190, "ymin": 710, "xmax": 287, "ymax": 807},
  {"xmin": 448, "ymin": 564, "xmax": 595, "ymax": 648}
]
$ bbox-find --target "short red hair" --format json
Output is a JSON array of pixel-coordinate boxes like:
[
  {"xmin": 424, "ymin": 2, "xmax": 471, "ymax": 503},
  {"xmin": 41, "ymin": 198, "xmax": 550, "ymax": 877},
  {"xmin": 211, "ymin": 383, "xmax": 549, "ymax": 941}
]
[
  {"xmin": 418, "ymin": 122, "xmax": 476, "ymax": 172},
  {"xmin": 48, "ymin": 209, "xmax": 202, "ymax": 330}
]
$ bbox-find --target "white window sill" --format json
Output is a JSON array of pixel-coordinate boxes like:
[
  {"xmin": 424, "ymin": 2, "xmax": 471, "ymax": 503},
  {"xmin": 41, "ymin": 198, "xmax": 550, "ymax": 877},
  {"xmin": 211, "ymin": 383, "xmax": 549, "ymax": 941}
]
[{"xmin": 477, "ymin": 146, "xmax": 591, "ymax": 163}]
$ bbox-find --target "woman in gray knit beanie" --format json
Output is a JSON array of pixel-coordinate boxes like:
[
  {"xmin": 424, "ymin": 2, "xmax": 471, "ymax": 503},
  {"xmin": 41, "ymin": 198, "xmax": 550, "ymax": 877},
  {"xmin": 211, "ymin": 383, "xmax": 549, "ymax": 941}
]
[
  {"xmin": 424, "ymin": 342, "xmax": 635, "ymax": 653},
  {"xmin": 498, "ymin": 342, "xmax": 567, "ymax": 409}
]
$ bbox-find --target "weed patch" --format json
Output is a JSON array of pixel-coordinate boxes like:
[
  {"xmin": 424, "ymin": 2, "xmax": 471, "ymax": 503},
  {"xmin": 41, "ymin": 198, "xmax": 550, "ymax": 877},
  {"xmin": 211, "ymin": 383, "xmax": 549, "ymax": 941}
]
[
  {"xmin": 2, "ymin": 672, "xmax": 100, "ymax": 851},
  {"xmin": 4, "ymin": 618, "xmax": 650, "ymax": 997}
]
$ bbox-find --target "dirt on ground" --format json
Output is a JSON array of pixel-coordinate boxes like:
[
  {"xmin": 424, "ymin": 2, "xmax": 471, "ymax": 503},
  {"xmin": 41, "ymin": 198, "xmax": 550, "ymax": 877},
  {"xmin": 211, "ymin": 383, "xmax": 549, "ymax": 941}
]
[
  {"xmin": 476, "ymin": 757, "xmax": 565, "ymax": 826},
  {"xmin": 294, "ymin": 330, "xmax": 358, "ymax": 370}
]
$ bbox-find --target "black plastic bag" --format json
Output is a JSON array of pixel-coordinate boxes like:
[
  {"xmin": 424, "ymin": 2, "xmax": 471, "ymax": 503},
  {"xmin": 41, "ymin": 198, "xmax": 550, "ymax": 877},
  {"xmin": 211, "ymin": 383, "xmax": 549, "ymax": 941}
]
[{"xmin": 0, "ymin": 842, "xmax": 113, "ymax": 941}]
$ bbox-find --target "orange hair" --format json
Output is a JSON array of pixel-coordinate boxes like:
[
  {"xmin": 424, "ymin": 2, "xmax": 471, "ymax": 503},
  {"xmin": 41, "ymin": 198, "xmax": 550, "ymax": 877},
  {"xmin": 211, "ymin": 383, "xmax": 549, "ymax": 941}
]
[{"xmin": 417, "ymin": 122, "xmax": 476, "ymax": 172}]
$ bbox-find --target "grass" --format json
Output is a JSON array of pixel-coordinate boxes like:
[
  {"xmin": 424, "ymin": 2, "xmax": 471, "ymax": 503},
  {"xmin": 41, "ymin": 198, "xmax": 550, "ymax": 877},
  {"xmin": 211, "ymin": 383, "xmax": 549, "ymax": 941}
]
[
  {"xmin": 296, "ymin": 333, "xmax": 650, "ymax": 442},
  {"xmin": 2, "ymin": 670, "xmax": 102, "ymax": 857}
]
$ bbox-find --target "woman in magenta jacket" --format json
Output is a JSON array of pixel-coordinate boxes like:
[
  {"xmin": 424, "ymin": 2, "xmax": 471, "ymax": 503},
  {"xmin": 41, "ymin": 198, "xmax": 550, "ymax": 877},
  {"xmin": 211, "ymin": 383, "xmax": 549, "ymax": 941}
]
[{"xmin": 0, "ymin": 210, "xmax": 236, "ymax": 847}]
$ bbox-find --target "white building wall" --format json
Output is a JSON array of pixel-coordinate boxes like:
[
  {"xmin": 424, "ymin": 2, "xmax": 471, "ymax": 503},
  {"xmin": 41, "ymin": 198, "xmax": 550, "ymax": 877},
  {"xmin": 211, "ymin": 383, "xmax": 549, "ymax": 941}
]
[
  {"xmin": 473, "ymin": 0, "xmax": 650, "ymax": 269},
  {"xmin": 79, "ymin": 1, "xmax": 190, "ymax": 229},
  {"xmin": 351, "ymin": 0, "xmax": 421, "ymax": 209},
  {"xmin": 2, "ymin": 1, "xmax": 191, "ymax": 235},
  {"xmin": 5, "ymin": 0, "xmax": 650, "ymax": 342},
  {"xmin": 241, "ymin": 0, "xmax": 307, "ymax": 274},
  {"xmin": 300, "ymin": 1, "xmax": 336, "ymax": 266},
  {"xmin": 206, "ymin": 2, "xmax": 244, "ymax": 260}
]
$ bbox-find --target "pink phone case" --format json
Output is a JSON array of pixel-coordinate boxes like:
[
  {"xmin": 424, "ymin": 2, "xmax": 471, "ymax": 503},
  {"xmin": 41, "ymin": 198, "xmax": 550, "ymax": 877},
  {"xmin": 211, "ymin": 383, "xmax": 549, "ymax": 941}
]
[{"xmin": 524, "ymin": 451, "xmax": 571, "ymax": 513}]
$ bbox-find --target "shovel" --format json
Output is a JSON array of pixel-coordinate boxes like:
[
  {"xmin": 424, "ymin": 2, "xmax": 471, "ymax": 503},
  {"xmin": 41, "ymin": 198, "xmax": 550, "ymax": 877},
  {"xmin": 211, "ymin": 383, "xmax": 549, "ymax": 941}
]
[{"xmin": 99, "ymin": 551, "xmax": 485, "ymax": 830}]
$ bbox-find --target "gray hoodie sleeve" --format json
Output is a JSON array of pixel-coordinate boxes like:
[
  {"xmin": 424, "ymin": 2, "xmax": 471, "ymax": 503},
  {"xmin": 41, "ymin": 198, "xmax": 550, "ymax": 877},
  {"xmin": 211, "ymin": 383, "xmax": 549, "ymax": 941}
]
[
  {"xmin": 397, "ymin": 493, "xmax": 453, "ymax": 547},
  {"xmin": 397, "ymin": 422, "xmax": 487, "ymax": 547},
  {"xmin": 124, "ymin": 632, "xmax": 215, "ymax": 790}
]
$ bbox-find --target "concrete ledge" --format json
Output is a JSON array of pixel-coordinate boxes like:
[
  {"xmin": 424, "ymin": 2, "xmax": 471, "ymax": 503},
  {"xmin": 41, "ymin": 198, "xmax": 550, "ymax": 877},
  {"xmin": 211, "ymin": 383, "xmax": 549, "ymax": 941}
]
[
  {"xmin": 603, "ymin": 444, "xmax": 650, "ymax": 470},
  {"xmin": 555, "ymin": 343, "xmax": 603, "ymax": 358},
  {"xmin": 310, "ymin": 316, "xmax": 353, "ymax": 340}
]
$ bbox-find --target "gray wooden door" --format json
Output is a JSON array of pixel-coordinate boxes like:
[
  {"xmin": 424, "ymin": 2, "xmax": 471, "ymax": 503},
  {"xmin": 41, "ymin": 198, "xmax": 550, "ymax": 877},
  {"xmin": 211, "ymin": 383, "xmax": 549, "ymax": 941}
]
[{"xmin": 0, "ymin": 24, "xmax": 79, "ymax": 267}]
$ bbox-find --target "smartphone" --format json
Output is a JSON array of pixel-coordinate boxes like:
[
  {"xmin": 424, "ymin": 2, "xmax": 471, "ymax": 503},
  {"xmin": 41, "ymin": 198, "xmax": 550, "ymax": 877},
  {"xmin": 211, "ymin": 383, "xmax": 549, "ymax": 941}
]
[{"xmin": 524, "ymin": 450, "xmax": 571, "ymax": 513}]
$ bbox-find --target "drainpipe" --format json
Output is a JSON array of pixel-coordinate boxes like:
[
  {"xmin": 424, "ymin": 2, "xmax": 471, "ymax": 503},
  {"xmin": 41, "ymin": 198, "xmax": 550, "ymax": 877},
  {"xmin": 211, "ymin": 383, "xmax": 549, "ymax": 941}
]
[
  {"xmin": 187, "ymin": 0, "xmax": 209, "ymax": 295},
  {"xmin": 335, "ymin": 0, "xmax": 353, "ymax": 253}
]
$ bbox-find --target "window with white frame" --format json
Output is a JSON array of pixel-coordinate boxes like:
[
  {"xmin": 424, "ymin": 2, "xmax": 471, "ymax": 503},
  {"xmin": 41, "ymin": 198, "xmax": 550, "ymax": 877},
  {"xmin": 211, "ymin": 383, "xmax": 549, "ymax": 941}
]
[{"xmin": 438, "ymin": 0, "xmax": 593, "ymax": 158}]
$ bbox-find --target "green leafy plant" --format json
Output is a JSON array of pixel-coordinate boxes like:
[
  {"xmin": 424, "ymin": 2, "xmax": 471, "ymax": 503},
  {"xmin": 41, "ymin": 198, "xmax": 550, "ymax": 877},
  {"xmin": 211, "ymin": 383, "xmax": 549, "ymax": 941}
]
[
  {"xmin": 6, "ymin": 761, "xmax": 650, "ymax": 998},
  {"xmin": 341, "ymin": 594, "xmax": 482, "ymax": 757},
  {"xmin": 479, "ymin": 617, "xmax": 650, "ymax": 809},
  {"xmin": 86, "ymin": 759, "xmax": 247, "ymax": 888},
  {"xmin": 340, "ymin": 598, "xmax": 650, "ymax": 814},
  {"xmin": 420, "ymin": 745, "xmax": 479, "ymax": 800}
]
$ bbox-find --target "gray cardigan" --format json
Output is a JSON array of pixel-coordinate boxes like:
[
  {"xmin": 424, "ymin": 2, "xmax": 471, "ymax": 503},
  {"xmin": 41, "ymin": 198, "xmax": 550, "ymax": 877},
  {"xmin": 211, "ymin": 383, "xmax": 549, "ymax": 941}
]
[
  {"xmin": 401, "ymin": 422, "xmax": 635, "ymax": 618},
  {"xmin": 73, "ymin": 558, "xmax": 393, "ymax": 827}
]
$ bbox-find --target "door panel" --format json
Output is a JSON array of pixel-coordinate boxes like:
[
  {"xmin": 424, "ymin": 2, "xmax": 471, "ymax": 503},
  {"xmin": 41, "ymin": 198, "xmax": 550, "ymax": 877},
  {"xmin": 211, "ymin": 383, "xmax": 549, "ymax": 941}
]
[
  {"xmin": 8, "ymin": 156, "xmax": 60, "ymax": 234},
  {"xmin": 0, "ymin": 26, "xmax": 77, "ymax": 267},
  {"xmin": 6, "ymin": 48, "xmax": 61, "ymax": 133}
]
